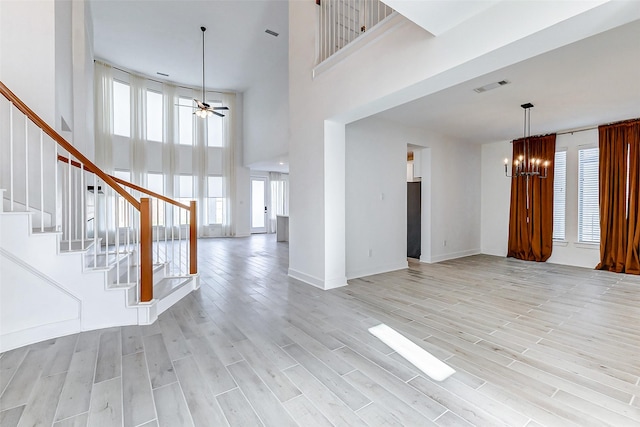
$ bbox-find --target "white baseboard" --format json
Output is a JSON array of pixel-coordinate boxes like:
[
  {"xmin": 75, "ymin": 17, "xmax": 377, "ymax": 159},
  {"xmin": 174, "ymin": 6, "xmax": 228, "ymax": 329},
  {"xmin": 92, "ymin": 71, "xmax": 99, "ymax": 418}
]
[
  {"xmin": 427, "ymin": 249, "xmax": 481, "ymax": 264},
  {"xmin": 1, "ymin": 318, "xmax": 81, "ymax": 353},
  {"xmin": 288, "ymin": 268, "xmax": 347, "ymax": 290},
  {"xmin": 346, "ymin": 261, "xmax": 409, "ymax": 280}
]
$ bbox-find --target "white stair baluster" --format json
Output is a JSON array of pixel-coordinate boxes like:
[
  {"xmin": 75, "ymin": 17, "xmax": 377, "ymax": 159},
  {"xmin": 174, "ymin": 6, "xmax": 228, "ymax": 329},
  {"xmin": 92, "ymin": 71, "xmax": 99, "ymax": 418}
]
[
  {"xmin": 25, "ymin": 116, "xmax": 29, "ymax": 214},
  {"xmin": 39, "ymin": 130, "xmax": 44, "ymax": 232}
]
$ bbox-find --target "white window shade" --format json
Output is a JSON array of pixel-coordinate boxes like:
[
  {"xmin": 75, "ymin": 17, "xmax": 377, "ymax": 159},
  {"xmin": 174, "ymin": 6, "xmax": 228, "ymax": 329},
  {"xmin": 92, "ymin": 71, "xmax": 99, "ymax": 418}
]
[
  {"xmin": 578, "ymin": 147, "xmax": 600, "ymax": 243},
  {"xmin": 207, "ymin": 101, "xmax": 224, "ymax": 147},
  {"xmin": 178, "ymin": 97, "xmax": 193, "ymax": 145},
  {"xmin": 113, "ymin": 81, "xmax": 130, "ymax": 137},
  {"xmin": 208, "ymin": 176, "xmax": 223, "ymax": 198},
  {"xmin": 178, "ymin": 175, "xmax": 194, "ymax": 198},
  {"xmin": 553, "ymin": 151, "xmax": 566, "ymax": 240},
  {"xmin": 147, "ymin": 173, "xmax": 164, "ymax": 194},
  {"xmin": 146, "ymin": 90, "xmax": 163, "ymax": 142},
  {"xmin": 207, "ymin": 176, "xmax": 223, "ymax": 224}
]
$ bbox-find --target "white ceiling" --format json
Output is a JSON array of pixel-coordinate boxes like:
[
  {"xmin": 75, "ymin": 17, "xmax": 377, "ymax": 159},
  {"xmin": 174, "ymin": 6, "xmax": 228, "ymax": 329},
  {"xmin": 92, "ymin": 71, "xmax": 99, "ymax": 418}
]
[
  {"xmin": 381, "ymin": 0, "xmax": 497, "ymax": 36},
  {"xmin": 370, "ymin": 17, "xmax": 640, "ymax": 144},
  {"xmin": 90, "ymin": 1, "xmax": 640, "ymax": 154},
  {"xmin": 90, "ymin": 0, "xmax": 289, "ymax": 92}
]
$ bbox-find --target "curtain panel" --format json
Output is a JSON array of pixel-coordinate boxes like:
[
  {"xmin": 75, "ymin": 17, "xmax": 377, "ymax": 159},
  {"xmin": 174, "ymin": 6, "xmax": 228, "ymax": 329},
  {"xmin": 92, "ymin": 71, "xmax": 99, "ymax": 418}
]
[
  {"xmin": 268, "ymin": 172, "xmax": 289, "ymax": 233},
  {"xmin": 596, "ymin": 119, "xmax": 640, "ymax": 274},
  {"xmin": 507, "ymin": 134, "xmax": 556, "ymax": 262}
]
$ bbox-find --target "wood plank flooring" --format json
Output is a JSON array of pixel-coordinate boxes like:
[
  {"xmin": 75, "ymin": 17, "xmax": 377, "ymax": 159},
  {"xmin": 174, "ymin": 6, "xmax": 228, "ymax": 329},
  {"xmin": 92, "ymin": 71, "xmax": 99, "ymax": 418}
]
[{"xmin": 1, "ymin": 234, "xmax": 640, "ymax": 426}]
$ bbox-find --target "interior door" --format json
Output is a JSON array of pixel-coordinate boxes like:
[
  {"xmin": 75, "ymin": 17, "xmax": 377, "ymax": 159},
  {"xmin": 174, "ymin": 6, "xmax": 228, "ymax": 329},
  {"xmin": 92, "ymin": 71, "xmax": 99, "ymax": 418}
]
[
  {"xmin": 251, "ymin": 177, "xmax": 267, "ymax": 234},
  {"xmin": 407, "ymin": 181, "xmax": 421, "ymax": 259}
]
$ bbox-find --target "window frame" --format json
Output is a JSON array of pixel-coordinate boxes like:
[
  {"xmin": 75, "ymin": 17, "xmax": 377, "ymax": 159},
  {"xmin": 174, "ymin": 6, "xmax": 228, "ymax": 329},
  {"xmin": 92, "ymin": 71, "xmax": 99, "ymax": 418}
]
[
  {"xmin": 552, "ymin": 149, "xmax": 567, "ymax": 241},
  {"xmin": 577, "ymin": 146, "xmax": 600, "ymax": 244}
]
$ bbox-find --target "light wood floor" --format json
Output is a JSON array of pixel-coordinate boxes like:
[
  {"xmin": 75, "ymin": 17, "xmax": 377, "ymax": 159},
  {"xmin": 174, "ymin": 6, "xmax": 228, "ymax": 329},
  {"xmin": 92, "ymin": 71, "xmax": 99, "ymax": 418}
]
[{"xmin": 1, "ymin": 235, "xmax": 640, "ymax": 427}]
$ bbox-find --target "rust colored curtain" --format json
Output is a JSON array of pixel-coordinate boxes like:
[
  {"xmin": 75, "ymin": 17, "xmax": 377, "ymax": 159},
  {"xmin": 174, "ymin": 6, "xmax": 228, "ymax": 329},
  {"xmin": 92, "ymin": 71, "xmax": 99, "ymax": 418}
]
[
  {"xmin": 596, "ymin": 119, "xmax": 640, "ymax": 274},
  {"xmin": 507, "ymin": 134, "xmax": 556, "ymax": 261}
]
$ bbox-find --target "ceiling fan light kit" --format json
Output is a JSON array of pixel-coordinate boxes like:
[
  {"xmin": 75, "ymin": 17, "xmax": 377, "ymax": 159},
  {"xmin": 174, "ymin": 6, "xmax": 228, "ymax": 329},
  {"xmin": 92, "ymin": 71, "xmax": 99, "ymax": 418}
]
[{"xmin": 193, "ymin": 26, "xmax": 229, "ymax": 119}]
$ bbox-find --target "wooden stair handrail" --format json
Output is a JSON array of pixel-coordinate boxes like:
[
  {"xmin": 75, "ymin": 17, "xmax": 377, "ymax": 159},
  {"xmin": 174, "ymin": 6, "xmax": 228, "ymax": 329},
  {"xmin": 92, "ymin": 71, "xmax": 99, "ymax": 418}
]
[
  {"xmin": 58, "ymin": 155, "xmax": 190, "ymax": 210},
  {"xmin": 2, "ymin": 80, "xmax": 198, "ymax": 303},
  {"xmin": 0, "ymin": 81, "xmax": 139, "ymax": 210},
  {"xmin": 58, "ymin": 154, "xmax": 199, "ymax": 280}
]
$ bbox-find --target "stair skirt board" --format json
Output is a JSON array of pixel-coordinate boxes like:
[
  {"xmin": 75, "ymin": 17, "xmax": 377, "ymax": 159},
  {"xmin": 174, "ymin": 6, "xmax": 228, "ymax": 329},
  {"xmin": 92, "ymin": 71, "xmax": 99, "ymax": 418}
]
[
  {"xmin": 0, "ymin": 276, "xmax": 198, "ymax": 352},
  {"xmin": 0, "ymin": 211, "xmax": 199, "ymax": 352},
  {"xmin": 156, "ymin": 275, "xmax": 200, "ymax": 315},
  {"xmin": 1, "ymin": 318, "xmax": 82, "ymax": 353}
]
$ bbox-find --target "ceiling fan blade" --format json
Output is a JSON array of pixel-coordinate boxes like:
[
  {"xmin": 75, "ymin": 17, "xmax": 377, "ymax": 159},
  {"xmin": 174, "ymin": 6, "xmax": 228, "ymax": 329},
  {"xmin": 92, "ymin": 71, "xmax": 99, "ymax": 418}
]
[
  {"xmin": 212, "ymin": 106, "xmax": 229, "ymax": 111},
  {"xmin": 213, "ymin": 111, "xmax": 225, "ymax": 118},
  {"xmin": 194, "ymin": 99, "xmax": 209, "ymax": 110}
]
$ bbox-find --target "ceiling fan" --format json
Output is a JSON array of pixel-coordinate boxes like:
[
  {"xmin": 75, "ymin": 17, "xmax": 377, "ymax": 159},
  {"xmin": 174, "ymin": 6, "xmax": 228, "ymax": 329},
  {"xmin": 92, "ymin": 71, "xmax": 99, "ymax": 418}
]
[{"xmin": 193, "ymin": 26, "xmax": 229, "ymax": 118}]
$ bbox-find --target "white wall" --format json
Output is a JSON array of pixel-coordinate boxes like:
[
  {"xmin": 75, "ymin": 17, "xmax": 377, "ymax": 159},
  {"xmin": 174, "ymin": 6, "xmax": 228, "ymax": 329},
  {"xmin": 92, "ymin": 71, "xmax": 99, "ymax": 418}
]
[
  {"xmin": 425, "ymin": 134, "xmax": 482, "ymax": 262},
  {"xmin": 55, "ymin": 0, "xmax": 73, "ymax": 134},
  {"xmin": 345, "ymin": 119, "xmax": 409, "ymax": 279},
  {"xmin": 480, "ymin": 129, "xmax": 601, "ymax": 269},
  {"xmin": 0, "ymin": 1, "xmax": 57, "ymax": 215},
  {"xmin": 243, "ymin": 64, "xmax": 289, "ymax": 168},
  {"xmin": 0, "ymin": 0, "xmax": 93, "ymax": 229},
  {"xmin": 288, "ymin": 0, "xmax": 637, "ymax": 289},
  {"xmin": 234, "ymin": 93, "xmax": 251, "ymax": 237},
  {"xmin": 71, "ymin": 0, "xmax": 95, "ymax": 160},
  {"xmin": 480, "ymin": 140, "xmax": 512, "ymax": 257},
  {"xmin": 344, "ymin": 118, "xmax": 482, "ymax": 279},
  {"xmin": 0, "ymin": 0, "xmax": 56, "ymax": 125}
]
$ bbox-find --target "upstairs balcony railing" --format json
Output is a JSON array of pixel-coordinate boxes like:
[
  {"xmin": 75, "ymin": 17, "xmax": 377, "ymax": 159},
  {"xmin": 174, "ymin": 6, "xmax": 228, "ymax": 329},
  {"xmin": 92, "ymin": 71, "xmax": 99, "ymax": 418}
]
[
  {"xmin": 317, "ymin": 0, "xmax": 394, "ymax": 63},
  {"xmin": 0, "ymin": 81, "xmax": 197, "ymax": 304}
]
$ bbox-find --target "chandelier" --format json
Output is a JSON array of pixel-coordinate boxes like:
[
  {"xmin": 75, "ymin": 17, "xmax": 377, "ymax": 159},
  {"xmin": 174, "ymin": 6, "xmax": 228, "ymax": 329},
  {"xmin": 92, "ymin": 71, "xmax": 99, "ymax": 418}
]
[{"xmin": 504, "ymin": 103, "xmax": 549, "ymax": 178}]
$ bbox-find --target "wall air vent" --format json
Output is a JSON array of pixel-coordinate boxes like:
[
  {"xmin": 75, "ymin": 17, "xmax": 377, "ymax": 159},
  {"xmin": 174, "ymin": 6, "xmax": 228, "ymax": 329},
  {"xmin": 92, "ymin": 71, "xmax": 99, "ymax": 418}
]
[
  {"xmin": 156, "ymin": 72, "xmax": 169, "ymax": 77},
  {"xmin": 474, "ymin": 80, "xmax": 510, "ymax": 93},
  {"xmin": 265, "ymin": 29, "xmax": 279, "ymax": 37}
]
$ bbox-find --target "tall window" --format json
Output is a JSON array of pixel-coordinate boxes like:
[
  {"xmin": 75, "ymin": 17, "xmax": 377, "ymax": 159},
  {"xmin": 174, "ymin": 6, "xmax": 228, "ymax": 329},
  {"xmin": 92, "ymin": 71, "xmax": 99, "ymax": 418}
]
[
  {"xmin": 578, "ymin": 147, "xmax": 600, "ymax": 243},
  {"xmin": 146, "ymin": 90, "xmax": 163, "ymax": 142},
  {"xmin": 207, "ymin": 101, "xmax": 224, "ymax": 147},
  {"xmin": 178, "ymin": 97, "xmax": 193, "ymax": 145},
  {"xmin": 553, "ymin": 150, "xmax": 567, "ymax": 240},
  {"xmin": 113, "ymin": 170, "xmax": 131, "ymax": 227},
  {"xmin": 176, "ymin": 175, "xmax": 194, "ymax": 224},
  {"xmin": 147, "ymin": 173, "xmax": 165, "ymax": 226},
  {"xmin": 207, "ymin": 176, "xmax": 223, "ymax": 224},
  {"xmin": 113, "ymin": 81, "xmax": 130, "ymax": 137},
  {"xmin": 95, "ymin": 62, "xmax": 235, "ymax": 237}
]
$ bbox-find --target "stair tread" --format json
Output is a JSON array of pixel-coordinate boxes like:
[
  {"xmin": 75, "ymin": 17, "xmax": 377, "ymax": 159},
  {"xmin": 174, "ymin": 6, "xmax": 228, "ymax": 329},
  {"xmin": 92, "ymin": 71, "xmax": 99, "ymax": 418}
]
[
  {"xmin": 32, "ymin": 226, "xmax": 59, "ymax": 234},
  {"xmin": 154, "ymin": 276, "xmax": 192, "ymax": 300},
  {"xmin": 60, "ymin": 240, "xmax": 96, "ymax": 253},
  {"xmin": 85, "ymin": 252, "xmax": 129, "ymax": 269},
  {"xmin": 116, "ymin": 263, "xmax": 166, "ymax": 285}
]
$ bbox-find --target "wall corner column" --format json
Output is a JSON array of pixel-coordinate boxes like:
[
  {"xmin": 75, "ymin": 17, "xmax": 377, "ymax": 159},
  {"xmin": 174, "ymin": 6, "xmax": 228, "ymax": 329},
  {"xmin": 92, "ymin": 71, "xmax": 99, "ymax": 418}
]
[{"xmin": 323, "ymin": 120, "xmax": 347, "ymax": 289}]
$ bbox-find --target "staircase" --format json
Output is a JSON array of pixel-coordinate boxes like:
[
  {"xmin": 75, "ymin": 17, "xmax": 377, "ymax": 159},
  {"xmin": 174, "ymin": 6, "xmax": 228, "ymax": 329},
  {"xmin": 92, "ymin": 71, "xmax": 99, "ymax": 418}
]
[{"xmin": 0, "ymin": 82, "xmax": 199, "ymax": 353}]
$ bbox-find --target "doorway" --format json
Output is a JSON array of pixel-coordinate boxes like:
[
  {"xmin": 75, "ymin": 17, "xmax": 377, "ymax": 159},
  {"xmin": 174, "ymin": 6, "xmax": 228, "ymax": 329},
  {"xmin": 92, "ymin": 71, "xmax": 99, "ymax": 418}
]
[
  {"xmin": 251, "ymin": 176, "xmax": 267, "ymax": 233},
  {"xmin": 407, "ymin": 181, "xmax": 421, "ymax": 259}
]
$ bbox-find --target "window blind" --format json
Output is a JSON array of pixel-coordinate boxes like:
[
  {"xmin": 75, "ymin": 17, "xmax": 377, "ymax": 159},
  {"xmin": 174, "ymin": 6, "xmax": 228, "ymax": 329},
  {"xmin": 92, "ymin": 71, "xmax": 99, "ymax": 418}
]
[
  {"xmin": 553, "ymin": 151, "xmax": 566, "ymax": 240},
  {"xmin": 578, "ymin": 147, "xmax": 600, "ymax": 243}
]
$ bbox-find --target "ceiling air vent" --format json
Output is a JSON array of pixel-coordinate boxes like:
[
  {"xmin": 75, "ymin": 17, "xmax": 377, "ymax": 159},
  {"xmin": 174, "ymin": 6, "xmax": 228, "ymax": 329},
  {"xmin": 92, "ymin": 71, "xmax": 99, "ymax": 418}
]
[
  {"xmin": 474, "ymin": 80, "xmax": 510, "ymax": 93},
  {"xmin": 265, "ymin": 29, "xmax": 279, "ymax": 37}
]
